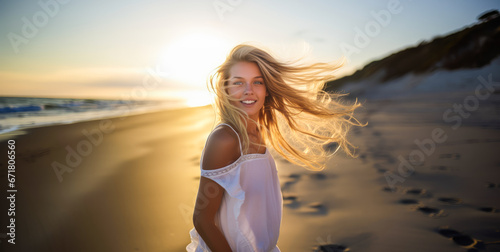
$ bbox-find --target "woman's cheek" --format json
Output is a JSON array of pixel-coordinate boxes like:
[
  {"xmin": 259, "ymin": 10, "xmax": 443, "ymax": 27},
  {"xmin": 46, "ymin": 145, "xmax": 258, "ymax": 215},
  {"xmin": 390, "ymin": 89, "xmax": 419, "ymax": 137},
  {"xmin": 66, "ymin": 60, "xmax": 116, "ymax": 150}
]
[{"xmin": 227, "ymin": 87, "xmax": 240, "ymax": 98}]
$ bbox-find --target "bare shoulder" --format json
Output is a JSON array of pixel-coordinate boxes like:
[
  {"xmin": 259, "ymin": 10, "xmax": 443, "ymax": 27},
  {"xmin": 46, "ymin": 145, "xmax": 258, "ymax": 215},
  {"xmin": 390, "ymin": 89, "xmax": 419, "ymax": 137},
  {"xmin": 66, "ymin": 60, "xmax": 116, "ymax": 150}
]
[{"xmin": 202, "ymin": 125, "xmax": 241, "ymax": 170}]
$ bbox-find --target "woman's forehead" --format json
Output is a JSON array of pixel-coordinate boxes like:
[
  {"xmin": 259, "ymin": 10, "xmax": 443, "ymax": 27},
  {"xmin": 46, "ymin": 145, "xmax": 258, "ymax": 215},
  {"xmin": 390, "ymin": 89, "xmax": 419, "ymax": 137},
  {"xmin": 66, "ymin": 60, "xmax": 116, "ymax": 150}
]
[{"xmin": 229, "ymin": 61, "xmax": 262, "ymax": 78}]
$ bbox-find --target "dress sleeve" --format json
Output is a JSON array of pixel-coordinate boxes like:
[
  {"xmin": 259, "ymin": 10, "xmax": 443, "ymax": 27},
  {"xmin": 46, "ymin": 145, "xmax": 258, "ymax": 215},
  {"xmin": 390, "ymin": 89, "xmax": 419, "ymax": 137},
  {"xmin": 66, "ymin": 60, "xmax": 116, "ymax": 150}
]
[{"xmin": 201, "ymin": 159, "xmax": 244, "ymax": 202}]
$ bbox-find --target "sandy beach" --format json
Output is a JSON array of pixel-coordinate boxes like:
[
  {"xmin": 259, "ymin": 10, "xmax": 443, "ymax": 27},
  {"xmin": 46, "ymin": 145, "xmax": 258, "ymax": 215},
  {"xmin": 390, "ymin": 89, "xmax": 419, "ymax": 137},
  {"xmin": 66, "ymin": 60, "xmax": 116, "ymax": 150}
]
[
  {"xmin": 278, "ymin": 91, "xmax": 500, "ymax": 251},
  {"xmin": 1, "ymin": 90, "xmax": 500, "ymax": 251}
]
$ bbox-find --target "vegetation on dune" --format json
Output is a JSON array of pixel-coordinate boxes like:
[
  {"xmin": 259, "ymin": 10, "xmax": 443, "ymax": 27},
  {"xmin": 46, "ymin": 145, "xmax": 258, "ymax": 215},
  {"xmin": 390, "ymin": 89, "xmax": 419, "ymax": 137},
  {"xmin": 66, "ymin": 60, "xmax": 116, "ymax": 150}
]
[{"xmin": 325, "ymin": 12, "xmax": 500, "ymax": 92}]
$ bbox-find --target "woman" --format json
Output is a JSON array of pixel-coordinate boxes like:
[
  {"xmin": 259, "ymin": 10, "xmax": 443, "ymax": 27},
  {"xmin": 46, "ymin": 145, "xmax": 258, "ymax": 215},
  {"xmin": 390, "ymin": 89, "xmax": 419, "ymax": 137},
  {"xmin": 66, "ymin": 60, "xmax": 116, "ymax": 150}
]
[{"xmin": 187, "ymin": 44, "xmax": 365, "ymax": 251}]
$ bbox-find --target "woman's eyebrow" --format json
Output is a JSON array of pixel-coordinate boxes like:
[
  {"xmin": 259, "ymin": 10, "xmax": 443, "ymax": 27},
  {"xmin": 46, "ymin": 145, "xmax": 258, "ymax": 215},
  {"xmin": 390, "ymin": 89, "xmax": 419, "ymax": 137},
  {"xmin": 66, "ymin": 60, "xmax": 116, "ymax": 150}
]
[{"xmin": 231, "ymin": 76, "xmax": 263, "ymax": 79}]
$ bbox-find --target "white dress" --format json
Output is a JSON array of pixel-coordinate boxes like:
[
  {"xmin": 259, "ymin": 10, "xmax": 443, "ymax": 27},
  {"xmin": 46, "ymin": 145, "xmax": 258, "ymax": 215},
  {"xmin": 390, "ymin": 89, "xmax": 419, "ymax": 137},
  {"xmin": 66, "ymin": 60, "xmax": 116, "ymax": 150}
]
[{"xmin": 187, "ymin": 123, "xmax": 282, "ymax": 252}]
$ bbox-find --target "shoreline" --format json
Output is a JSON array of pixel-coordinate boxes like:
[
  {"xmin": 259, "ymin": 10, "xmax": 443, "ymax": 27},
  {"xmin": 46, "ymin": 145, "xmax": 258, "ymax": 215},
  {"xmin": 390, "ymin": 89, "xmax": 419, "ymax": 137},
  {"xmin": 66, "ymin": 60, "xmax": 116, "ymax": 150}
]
[
  {"xmin": 0, "ymin": 95, "xmax": 201, "ymax": 138},
  {"xmin": 0, "ymin": 104, "xmax": 212, "ymax": 142}
]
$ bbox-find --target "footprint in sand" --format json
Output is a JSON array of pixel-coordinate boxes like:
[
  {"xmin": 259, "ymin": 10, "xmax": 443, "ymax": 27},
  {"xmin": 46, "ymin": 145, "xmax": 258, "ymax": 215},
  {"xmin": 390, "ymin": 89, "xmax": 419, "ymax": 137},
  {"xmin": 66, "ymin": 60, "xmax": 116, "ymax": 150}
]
[
  {"xmin": 413, "ymin": 205, "xmax": 446, "ymax": 217},
  {"xmin": 359, "ymin": 153, "xmax": 367, "ymax": 162},
  {"xmin": 436, "ymin": 227, "xmax": 486, "ymax": 250},
  {"xmin": 373, "ymin": 163, "xmax": 388, "ymax": 173},
  {"xmin": 437, "ymin": 227, "xmax": 461, "ymax": 238},
  {"xmin": 398, "ymin": 199, "xmax": 420, "ymax": 205},
  {"xmin": 281, "ymin": 173, "xmax": 301, "ymax": 191},
  {"xmin": 283, "ymin": 195, "xmax": 298, "ymax": 201},
  {"xmin": 437, "ymin": 197, "xmax": 462, "ymax": 205},
  {"xmin": 282, "ymin": 194, "xmax": 300, "ymax": 209},
  {"xmin": 477, "ymin": 207, "xmax": 499, "ymax": 213},
  {"xmin": 314, "ymin": 244, "xmax": 350, "ymax": 252},
  {"xmin": 404, "ymin": 188, "xmax": 433, "ymax": 198},
  {"xmin": 298, "ymin": 202, "xmax": 328, "ymax": 215},
  {"xmin": 309, "ymin": 172, "xmax": 327, "ymax": 180},
  {"xmin": 433, "ymin": 197, "xmax": 499, "ymax": 214},
  {"xmin": 382, "ymin": 185, "xmax": 400, "ymax": 192},
  {"xmin": 405, "ymin": 188, "xmax": 425, "ymax": 195}
]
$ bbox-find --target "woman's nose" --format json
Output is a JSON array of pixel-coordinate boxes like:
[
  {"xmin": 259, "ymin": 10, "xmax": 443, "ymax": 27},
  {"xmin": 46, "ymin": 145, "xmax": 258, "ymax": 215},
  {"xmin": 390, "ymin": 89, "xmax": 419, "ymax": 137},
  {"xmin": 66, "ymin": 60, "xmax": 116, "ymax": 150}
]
[{"xmin": 243, "ymin": 83, "xmax": 253, "ymax": 95}]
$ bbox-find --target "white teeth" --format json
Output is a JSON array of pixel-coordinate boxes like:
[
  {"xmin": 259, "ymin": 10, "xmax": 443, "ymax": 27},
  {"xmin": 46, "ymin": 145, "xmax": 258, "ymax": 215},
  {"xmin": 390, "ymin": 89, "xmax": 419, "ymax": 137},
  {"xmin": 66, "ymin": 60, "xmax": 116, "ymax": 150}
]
[{"xmin": 242, "ymin": 100, "xmax": 256, "ymax": 104}]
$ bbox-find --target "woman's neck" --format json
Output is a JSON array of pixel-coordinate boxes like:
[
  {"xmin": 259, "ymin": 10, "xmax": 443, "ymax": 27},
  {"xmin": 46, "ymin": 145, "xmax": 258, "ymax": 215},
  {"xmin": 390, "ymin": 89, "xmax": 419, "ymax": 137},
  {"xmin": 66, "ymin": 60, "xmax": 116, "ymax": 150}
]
[{"xmin": 245, "ymin": 119, "xmax": 260, "ymax": 135}]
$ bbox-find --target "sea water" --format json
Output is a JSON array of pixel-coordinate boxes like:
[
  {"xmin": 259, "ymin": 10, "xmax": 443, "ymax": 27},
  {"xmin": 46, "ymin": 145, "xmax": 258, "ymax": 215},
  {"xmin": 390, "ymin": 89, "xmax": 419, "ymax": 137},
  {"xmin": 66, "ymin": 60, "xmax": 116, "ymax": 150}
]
[{"xmin": 0, "ymin": 96, "xmax": 187, "ymax": 134}]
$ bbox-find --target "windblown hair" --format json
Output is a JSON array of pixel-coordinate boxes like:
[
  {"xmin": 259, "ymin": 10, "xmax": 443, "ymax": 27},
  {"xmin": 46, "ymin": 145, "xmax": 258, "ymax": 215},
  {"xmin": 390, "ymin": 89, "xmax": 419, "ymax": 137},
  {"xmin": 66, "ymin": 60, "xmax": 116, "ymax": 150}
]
[{"xmin": 208, "ymin": 44, "xmax": 366, "ymax": 170}]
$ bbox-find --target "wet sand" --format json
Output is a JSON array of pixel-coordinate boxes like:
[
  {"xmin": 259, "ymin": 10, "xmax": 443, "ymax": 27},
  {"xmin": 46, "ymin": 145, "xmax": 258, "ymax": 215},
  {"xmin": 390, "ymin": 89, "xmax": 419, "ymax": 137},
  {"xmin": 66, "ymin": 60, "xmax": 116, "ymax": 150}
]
[
  {"xmin": 0, "ymin": 106, "xmax": 216, "ymax": 251},
  {"xmin": 1, "ymin": 91, "xmax": 500, "ymax": 251}
]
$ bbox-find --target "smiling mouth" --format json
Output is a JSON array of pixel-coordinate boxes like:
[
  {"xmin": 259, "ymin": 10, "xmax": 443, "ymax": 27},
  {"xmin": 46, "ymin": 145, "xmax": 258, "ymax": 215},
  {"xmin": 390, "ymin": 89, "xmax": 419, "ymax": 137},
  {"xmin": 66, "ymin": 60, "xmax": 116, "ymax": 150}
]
[{"xmin": 241, "ymin": 100, "xmax": 256, "ymax": 104}]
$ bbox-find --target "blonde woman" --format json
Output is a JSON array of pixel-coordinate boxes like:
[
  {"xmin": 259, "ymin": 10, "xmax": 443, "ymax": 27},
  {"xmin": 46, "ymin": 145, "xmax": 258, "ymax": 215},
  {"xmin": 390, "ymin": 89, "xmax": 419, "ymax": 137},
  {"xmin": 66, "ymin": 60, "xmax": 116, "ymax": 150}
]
[{"xmin": 187, "ymin": 44, "xmax": 365, "ymax": 251}]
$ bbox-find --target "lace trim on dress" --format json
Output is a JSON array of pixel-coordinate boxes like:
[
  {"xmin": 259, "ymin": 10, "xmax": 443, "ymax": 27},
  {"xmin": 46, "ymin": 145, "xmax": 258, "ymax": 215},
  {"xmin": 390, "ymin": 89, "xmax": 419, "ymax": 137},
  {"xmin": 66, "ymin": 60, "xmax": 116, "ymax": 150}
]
[{"xmin": 201, "ymin": 151, "xmax": 268, "ymax": 177}]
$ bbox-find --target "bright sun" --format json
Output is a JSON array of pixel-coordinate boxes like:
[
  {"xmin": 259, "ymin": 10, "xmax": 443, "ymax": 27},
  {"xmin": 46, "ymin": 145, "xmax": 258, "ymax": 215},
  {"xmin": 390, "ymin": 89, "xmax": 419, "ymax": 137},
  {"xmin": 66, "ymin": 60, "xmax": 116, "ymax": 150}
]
[{"xmin": 158, "ymin": 32, "xmax": 230, "ymax": 106}]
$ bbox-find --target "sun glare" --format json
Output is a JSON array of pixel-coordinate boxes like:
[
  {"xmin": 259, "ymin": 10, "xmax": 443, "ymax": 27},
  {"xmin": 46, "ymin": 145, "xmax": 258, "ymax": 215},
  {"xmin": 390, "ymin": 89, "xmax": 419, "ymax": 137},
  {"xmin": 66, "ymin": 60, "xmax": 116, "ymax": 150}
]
[
  {"xmin": 185, "ymin": 90, "xmax": 213, "ymax": 107},
  {"xmin": 159, "ymin": 32, "xmax": 230, "ymax": 88}
]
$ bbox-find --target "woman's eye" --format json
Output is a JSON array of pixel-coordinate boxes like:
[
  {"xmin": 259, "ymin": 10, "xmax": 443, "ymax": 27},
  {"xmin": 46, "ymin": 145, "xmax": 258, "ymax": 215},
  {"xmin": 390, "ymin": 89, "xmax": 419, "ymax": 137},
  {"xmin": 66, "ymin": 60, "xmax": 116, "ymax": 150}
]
[
  {"xmin": 233, "ymin": 81, "xmax": 243, "ymax": 85},
  {"xmin": 254, "ymin": 81, "xmax": 264, "ymax": 85}
]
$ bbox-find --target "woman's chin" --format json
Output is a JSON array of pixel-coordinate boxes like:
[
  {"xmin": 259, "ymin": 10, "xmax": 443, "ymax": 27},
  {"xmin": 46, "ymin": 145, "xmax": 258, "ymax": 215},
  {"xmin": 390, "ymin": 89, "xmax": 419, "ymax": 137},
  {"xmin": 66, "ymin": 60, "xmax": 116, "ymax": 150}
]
[{"xmin": 242, "ymin": 108, "xmax": 261, "ymax": 120}]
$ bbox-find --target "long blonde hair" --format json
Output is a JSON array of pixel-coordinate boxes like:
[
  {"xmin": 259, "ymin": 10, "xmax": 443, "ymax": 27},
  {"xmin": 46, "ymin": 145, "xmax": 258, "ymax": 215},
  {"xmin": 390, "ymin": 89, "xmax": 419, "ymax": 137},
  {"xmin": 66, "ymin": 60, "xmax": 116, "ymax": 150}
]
[{"xmin": 209, "ymin": 44, "xmax": 366, "ymax": 170}]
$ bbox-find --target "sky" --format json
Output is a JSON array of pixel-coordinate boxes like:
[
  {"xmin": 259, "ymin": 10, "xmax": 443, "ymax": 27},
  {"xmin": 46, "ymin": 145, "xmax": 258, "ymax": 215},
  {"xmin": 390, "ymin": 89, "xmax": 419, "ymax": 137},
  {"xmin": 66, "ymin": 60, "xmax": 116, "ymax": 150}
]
[{"xmin": 1, "ymin": 0, "xmax": 499, "ymax": 104}]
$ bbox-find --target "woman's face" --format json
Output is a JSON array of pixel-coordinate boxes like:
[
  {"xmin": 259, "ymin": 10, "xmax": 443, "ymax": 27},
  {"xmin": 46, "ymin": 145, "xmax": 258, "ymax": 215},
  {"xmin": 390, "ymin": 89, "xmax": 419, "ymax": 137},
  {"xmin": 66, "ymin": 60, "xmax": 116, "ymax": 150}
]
[{"xmin": 227, "ymin": 61, "xmax": 268, "ymax": 120}]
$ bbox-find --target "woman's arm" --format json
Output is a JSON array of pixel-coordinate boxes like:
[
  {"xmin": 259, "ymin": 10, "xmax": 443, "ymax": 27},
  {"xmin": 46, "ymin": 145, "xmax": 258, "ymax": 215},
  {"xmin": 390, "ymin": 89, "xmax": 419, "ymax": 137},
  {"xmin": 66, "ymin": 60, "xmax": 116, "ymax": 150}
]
[
  {"xmin": 193, "ymin": 177, "xmax": 232, "ymax": 252},
  {"xmin": 193, "ymin": 126, "xmax": 241, "ymax": 252}
]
